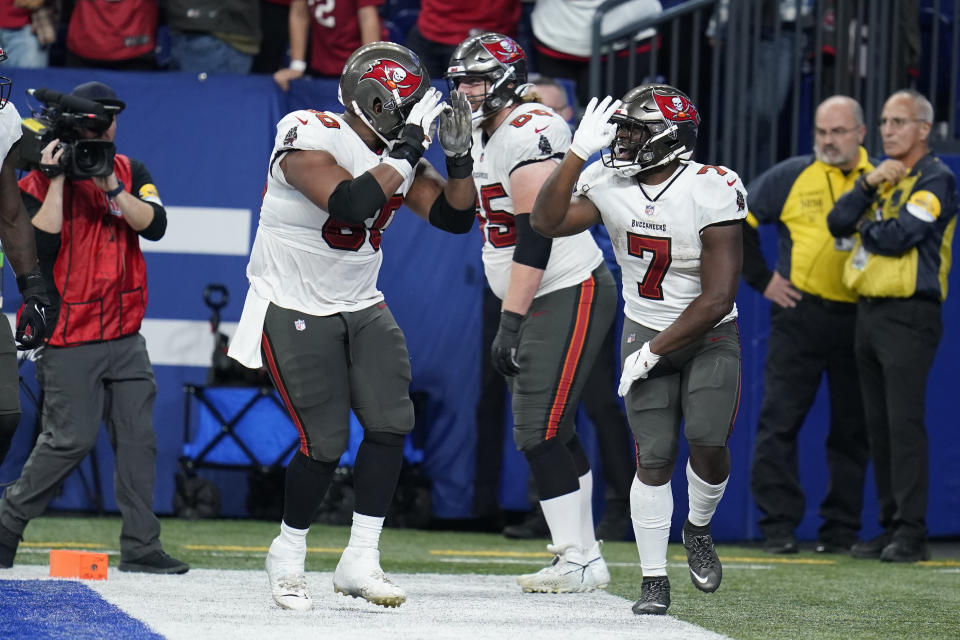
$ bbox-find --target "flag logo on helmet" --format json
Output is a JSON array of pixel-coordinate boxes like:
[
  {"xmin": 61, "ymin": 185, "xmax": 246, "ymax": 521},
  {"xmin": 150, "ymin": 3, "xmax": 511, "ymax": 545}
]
[
  {"xmin": 360, "ymin": 59, "xmax": 423, "ymax": 100},
  {"xmin": 653, "ymin": 92, "xmax": 699, "ymax": 124},
  {"xmin": 481, "ymin": 37, "xmax": 524, "ymax": 65}
]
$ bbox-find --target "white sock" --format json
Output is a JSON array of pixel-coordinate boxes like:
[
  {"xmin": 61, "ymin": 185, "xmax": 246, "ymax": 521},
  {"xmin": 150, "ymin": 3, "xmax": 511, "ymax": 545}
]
[
  {"xmin": 578, "ymin": 470, "xmax": 598, "ymax": 549},
  {"xmin": 540, "ymin": 490, "xmax": 582, "ymax": 550},
  {"xmin": 347, "ymin": 512, "xmax": 384, "ymax": 550},
  {"xmin": 279, "ymin": 520, "xmax": 308, "ymax": 549},
  {"xmin": 686, "ymin": 459, "xmax": 728, "ymax": 527},
  {"xmin": 630, "ymin": 475, "xmax": 673, "ymax": 577}
]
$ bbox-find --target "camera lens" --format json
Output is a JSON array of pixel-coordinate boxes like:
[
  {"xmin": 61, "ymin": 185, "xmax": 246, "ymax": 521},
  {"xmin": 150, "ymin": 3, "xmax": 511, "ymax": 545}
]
[{"xmin": 75, "ymin": 143, "xmax": 98, "ymax": 172}]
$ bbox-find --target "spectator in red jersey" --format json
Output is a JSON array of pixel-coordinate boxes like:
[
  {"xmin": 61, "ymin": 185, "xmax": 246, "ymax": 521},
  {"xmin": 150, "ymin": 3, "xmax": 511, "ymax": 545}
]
[
  {"xmin": 253, "ymin": 0, "xmax": 292, "ymax": 74},
  {"xmin": 65, "ymin": 0, "xmax": 158, "ymax": 70},
  {"xmin": 405, "ymin": 0, "xmax": 522, "ymax": 78},
  {"xmin": 0, "ymin": 0, "xmax": 54, "ymax": 69},
  {"xmin": 273, "ymin": 0, "xmax": 384, "ymax": 89}
]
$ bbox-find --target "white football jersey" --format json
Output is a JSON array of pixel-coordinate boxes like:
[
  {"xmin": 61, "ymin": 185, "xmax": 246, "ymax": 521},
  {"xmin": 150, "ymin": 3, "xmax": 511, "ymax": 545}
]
[
  {"xmin": 473, "ymin": 102, "xmax": 602, "ymax": 300},
  {"xmin": 575, "ymin": 160, "xmax": 747, "ymax": 330},
  {"xmin": 0, "ymin": 101, "xmax": 22, "ymax": 164},
  {"xmin": 229, "ymin": 110, "xmax": 414, "ymax": 368}
]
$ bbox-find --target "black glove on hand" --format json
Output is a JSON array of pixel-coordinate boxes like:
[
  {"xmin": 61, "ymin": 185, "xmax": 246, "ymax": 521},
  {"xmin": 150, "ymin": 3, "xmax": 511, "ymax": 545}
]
[
  {"xmin": 491, "ymin": 310, "xmax": 523, "ymax": 377},
  {"xmin": 16, "ymin": 269, "xmax": 54, "ymax": 350},
  {"xmin": 389, "ymin": 123, "xmax": 427, "ymax": 168}
]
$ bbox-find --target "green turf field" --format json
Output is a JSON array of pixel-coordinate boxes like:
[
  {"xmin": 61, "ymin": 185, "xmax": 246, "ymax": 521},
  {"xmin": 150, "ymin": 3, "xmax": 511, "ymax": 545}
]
[{"xmin": 10, "ymin": 516, "xmax": 960, "ymax": 640}]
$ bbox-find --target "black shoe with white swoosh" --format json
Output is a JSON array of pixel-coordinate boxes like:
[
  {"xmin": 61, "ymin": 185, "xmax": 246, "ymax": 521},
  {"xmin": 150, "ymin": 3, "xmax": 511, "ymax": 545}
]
[
  {"xmin": 682, "ymin": 519, "xmax": 722, "ymax": 593},
  {"xmin": 632, "ymin": 576, "xmax": 670, "ymax": 615}
]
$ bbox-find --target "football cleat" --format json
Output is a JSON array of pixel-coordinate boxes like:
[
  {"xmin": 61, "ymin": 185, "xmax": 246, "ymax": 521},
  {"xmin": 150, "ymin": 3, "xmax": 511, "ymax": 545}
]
[
  {"xmin": 517, "ymin": 544, "xmax": 603, "ymax": 593},
  {"xmin": 632, "ymin": 576, "xmax": 670, "ymax": 615},
  {"xmin": 333, "ymin": 546, "xmax": 406, "ymax": 608},
  {"xmin": 682, "ymin": 519, "xmax": 722, "ymax": 593},
  {"xmin": 585, "ymin": 541, "xmax": 611, "ymax": 589},
  {"xmin": 266, "ymin": 535, "xmax": 312, "ymax": 611}
]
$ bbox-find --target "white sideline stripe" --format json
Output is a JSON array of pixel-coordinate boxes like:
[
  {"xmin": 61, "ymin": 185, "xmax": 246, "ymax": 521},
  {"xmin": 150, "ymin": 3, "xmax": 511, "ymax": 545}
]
[
  {"xmin": 140, "ymin": 206, "xmax": 251, "ymax": 256},
  {"xmin": 1, "ymin": 566, "xmax": 730, "ymax": 640},
  {"xmin": 6, "ymin": 315, "xmax": 237, "ymax": 369},
  {"xmin": 140, "ymin": 318, "xmax": 237, "ymax": 367}
]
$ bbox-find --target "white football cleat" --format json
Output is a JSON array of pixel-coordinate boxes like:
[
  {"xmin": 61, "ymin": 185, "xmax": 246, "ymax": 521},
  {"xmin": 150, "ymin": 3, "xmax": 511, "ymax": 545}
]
[
  {"xmin": 517, "ymin": 544, "xmax": 603, "ymax": 593},
  {"xmin": 266, "ymin": 535, "xmax": 312, "ymax": 611},
  {"xmin": 585, "ymin": 541, "xmax": 611, "ymax": 589},
  {"xmin": 333, "ymin": 546, "xmax": 406, "ymax": 608}
]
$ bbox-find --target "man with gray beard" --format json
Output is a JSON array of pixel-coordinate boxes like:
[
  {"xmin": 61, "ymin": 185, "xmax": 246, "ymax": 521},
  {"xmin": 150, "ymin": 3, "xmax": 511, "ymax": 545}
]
[{"xmin": 742, "ymin": 96, "xmax": 875, "ymax": 555}]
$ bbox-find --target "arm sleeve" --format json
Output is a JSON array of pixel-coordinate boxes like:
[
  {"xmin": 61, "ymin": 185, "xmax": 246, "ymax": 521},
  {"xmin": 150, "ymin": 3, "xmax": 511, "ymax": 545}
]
[
  {"xmin": 21, "ymin": 191, "xmax": 60, "ymax": 293},
  {"xmin": 512, "ymin": 213, "xmax": 552, "ymax": 269},
  {"xmin": 859, "ymin": 174, "xmax": 951, "ymax": 255},
  {"xmin": 129, "ymin": 159, "xmax": 167, "ymax": 241}
]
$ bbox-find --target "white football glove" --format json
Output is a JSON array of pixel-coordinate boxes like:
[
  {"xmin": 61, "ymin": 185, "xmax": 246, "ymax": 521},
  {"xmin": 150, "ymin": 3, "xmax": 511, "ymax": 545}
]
[
  {"xmin": 405, "ymin": 87, "xmax": 446, "ymax": 146},
  {"xmin": 617, "ymin": 341, "xmax": 661, "ymax": 397},
  {"xmin": 569, "ymin": 95, "xmax": 622, "ymax": 161}
]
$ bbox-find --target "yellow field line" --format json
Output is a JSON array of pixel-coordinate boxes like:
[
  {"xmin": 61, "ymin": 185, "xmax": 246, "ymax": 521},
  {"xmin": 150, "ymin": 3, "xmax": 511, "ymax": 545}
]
[
  {"xmin": 184, "ymin": 544, "xmax": 344, "ymax": 553},
  {"xmin": 21, "ymin": 542, "xmax": 107, "ymax": 549},
  {"xmin": 919, "ymin": 559, "xmax": 960, "ymax": 567},
  {"xmin": 430, "ymin": 549, "xmax": 552, "ymax": 558}
]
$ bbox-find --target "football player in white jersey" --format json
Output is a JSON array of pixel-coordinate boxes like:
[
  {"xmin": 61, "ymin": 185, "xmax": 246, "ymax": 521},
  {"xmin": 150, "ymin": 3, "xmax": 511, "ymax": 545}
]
[
  {"xmin": 532, "ymin": 84, "xmax": 746, "ymax": 615},
  {"xmin": 228, "ymin": 42, "xmax": 477, "ymax": 611},
  {"xmin": 0, "ymin": 47, "xmax": 54, "ymax": 472},
  {"xmin": 446, "ymin": 33, "xmax": 618, "ymax": 594}
]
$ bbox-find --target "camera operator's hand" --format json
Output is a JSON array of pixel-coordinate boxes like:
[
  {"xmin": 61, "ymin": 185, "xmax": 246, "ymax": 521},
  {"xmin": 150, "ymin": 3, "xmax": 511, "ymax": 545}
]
[
  {"xmin": 40, "ymin": 138, "xmax": 65, "ymax": 180},
  {"xmin": 92, "ymin": 172, "xmax": 120, "ymax": 194},
  {"xmin": 15, "ymin": 269, "xmax": 55, "ymax": 351}
]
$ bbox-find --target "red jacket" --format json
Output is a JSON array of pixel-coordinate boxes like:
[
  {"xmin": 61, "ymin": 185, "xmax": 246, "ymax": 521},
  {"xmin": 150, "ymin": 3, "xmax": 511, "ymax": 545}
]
[
  {"xmin": 19, "ymin": 154, "xmax": 149, "ymax": 347},
  {"xmin": 66, "ymin": 0, "xmax": 157, "ymax": 61}
]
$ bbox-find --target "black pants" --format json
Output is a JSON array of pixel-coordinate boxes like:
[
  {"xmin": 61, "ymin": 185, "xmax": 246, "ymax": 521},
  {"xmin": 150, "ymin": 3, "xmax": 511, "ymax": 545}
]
[
  {"xmin": 855, "ymin": 297, "xmax": 942, "ymax": 542},
  {"xmin": 751, "ymin": 295, "xmax": 868, "ymax": 543}
]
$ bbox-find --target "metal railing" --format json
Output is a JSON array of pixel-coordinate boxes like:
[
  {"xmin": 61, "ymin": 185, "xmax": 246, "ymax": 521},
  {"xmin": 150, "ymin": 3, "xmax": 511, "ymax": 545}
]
[{"xmin": 589, "ymin": 0, "xmax": 960, "ymax": 181}]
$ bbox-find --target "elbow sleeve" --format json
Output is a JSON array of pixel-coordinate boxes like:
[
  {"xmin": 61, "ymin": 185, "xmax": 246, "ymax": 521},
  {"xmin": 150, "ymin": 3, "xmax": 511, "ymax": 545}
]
[
  {"xmin": 138, "ymin": 203, "xmax": 167, "ymax": 241},
  {"xmin": 513, "ymin": 213, "xmax": 552, "ymax": 269},
  {"xmin": 327, "ymin": 172, "xmax": 388, "ymax": 224},
  {"xmin": 428, "ymin": 191, "xmax": 476, "ymax": 234}
]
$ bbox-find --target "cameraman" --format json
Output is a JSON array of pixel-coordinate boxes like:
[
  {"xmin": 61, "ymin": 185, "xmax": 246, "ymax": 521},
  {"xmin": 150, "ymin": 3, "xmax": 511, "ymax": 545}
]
[
  {"xmin": 0, "ymin": 47, "xmax": 55, "ymax": 471},
  {"xmin": 0, "ymin": 81, "xmax": 188, "ymax": 574}
]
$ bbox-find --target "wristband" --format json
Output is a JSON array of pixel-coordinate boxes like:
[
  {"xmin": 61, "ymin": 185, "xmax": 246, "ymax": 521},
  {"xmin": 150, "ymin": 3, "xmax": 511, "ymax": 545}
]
[
  {"xmin": 289, "ymin": 59, "xmax": 307, "ymax": 72},
  {"xmin": 105, "ymin": 180, "xmax": 125, "ymax": 200},
  {"xmin": 445, "ymin": 153, "xmax": 473, "ymax": 180},
  {"xmin": 380, "ymin": 156, "xmax": 415, "ymax": 183}
]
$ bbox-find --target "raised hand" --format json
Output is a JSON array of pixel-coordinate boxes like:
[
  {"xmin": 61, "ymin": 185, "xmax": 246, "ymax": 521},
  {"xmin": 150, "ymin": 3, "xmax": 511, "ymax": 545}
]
[
  {"xmin": 570, "ymin": 95, "xmax": 622, "ymax": 161},
  {"xmin": 438, "ymin": 90, "xmax": 473, "ymax": 157}
]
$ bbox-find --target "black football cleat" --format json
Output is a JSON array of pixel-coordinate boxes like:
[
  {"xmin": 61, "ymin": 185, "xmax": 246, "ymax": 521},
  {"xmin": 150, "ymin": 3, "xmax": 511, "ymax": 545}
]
[
  {"xmin": 632, "ymin": 576, "xmax": 670, "ymax": 615},
  {"xmin": 682, "ymin": 519, "xmax": 722, "ymax": 593}
]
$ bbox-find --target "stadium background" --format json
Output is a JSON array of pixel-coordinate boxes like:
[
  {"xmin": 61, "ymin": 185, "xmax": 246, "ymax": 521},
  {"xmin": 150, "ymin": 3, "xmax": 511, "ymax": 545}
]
[{"xmin": 0, "ymin": 66, "xmax": 958, "ymax": 543}]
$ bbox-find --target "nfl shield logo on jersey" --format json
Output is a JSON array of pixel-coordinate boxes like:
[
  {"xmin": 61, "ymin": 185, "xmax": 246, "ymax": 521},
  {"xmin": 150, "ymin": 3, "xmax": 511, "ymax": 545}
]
[
  {"xmin": 645, "ymin": 204, "xmax": 655, "ymax": 216},
  {"xmin": 294, "ymin": 319, "xmax": 306, "ymax": 331}
]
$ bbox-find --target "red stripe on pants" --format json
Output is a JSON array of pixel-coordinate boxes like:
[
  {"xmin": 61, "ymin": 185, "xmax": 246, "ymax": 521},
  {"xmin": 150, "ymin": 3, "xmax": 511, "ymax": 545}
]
[
  {"xmin": 545, "ymin": 275, "xmax": 596, "ymax": 439},
  {"xmin": 261, "ymin": 330, "xmax": 309, "ymax": 455}
]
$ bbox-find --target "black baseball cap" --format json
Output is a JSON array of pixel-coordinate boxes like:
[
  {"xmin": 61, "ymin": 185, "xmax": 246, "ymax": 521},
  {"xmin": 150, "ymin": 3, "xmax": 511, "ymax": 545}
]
[{"xmin": 70, "ymin": 81, "xmax": 126, "ymax": 113}]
